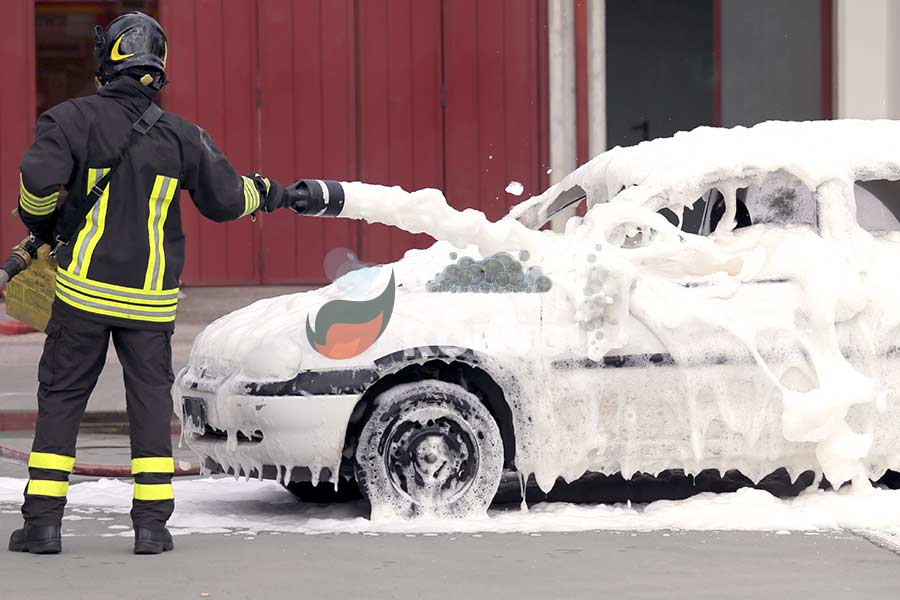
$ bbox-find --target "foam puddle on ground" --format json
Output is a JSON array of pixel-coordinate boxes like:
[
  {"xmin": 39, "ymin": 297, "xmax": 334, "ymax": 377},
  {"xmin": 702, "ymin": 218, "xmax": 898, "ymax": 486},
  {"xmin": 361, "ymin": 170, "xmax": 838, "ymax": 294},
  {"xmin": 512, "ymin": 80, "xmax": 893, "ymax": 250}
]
[{"xmin": 2, "ymin": 477, "xmax": 900, "ymax": 535}]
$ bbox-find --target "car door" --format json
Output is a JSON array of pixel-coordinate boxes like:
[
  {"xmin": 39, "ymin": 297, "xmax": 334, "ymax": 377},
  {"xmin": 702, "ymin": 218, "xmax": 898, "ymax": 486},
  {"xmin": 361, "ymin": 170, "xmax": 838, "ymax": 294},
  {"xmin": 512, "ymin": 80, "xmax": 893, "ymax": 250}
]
[{"xmin": 540, "ymin": 175, "xmax": 826, "ymax": 478}]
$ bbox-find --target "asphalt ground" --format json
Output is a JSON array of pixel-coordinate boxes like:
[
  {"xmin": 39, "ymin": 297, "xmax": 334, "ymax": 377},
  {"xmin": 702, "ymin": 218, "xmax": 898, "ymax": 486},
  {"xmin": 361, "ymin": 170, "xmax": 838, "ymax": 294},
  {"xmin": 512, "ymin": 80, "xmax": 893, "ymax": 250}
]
[
  {"xmin": 1, "ymin": 433, "xmax": 900, "ymax": 599},
  {"xmin": 4, "ymin": 291, "xmax": 900, "ymax": 599},
  {"xmin": 2, "ymin": 520, "xmax": 898, "ymax": 600}
]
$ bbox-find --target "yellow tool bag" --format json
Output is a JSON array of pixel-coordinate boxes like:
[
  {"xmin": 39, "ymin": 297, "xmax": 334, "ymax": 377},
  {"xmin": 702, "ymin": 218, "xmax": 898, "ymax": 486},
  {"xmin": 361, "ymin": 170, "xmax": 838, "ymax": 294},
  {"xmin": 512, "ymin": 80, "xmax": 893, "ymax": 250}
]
[{"xmin": 4, "ymin": 242, "xmax": 56, "ymax": 333}]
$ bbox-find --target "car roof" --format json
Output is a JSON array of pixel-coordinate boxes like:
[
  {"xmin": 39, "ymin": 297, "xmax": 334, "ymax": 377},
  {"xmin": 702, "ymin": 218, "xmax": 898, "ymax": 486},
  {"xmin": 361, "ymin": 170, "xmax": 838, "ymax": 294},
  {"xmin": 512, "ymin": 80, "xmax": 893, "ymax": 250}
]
[{"xmin": 508, "ymin": 119, "xmax": 900, "ymax": 229}]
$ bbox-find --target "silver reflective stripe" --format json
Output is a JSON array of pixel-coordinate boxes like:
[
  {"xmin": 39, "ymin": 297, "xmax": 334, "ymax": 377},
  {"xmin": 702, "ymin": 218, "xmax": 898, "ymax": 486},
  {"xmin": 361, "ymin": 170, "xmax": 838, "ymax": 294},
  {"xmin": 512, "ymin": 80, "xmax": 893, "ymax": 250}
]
[
  {"xmin": 149, "ymin": 177, "xmax": 174, "ymax": 289},
  {"xmin": 56, "ymin": 287, "xmax": 176, "ymax": 319},
  {"xmin": 314, "ymin": 180, "xmax": 330, "ymax": 216},
  {"xmin": 57, "ymin": 270, "xmax": 179, "ymax": 302}
]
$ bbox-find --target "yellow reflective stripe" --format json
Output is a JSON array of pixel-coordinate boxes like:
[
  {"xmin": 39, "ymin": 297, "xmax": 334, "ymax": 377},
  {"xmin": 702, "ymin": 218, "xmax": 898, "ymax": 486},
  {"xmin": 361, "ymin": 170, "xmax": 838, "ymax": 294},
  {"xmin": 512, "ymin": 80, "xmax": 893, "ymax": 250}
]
[
  {"xmin": 80, "ymin": 168, "xmax": 110, "ymax": 276},
  {"xmin": 19, "ymin": 173, "xmax": 59, "ymax": 205},
  {"xmin": 57, "ymin": 271, "xmax": 179, "ymax": 306},
  {"xmin": 241, "ymin": 176, "xmax": 260, "ymax": 217},
  {"xmin": 27, "ymin": 480, "xmax": 69, "ymax": 497},
  {"xmin": 131, "ymin": 457, "xmax": 175, "ymax": 474},
  {"xmin": 55, "ymin": 289, "xmax": 177, "ymax": 323},
  {"xmin": 55, "ymin": 284, "xmax": 176, "ymax": 315},
  {"xmin": 57, "ymin": 267, "xmax": 179, "ymax": 299},
  {"xmin": 144, "ymin": 176, "xmax": 164, "ymax": 290},
  {"xmin": 69, "ymin": 168, "xmax": 99, "ymax": 276},
  {"xmin": 19, "ymin": 197, "xmax": 57, "ymax": 216},
  {"xmin": 28, "ymin": 452, "xmax": 75, "ymax": 472},
  {"xmin": 19, "ymin": 173, "xmax": 59, "ymax": 216},
  {"xmin": 154, "ymin": 181, "xmax": 177, "ymax": 290},
  {"xmin": 144, "ymin": 176, "xmax": 178, "ymax": 291},
  {"xmin": 134, "ymin": 483, "xmax": 174, "ymax": 501},
  {"xmin": 70, "ymin": 168, "xmax": 110, "ymax": 277}
]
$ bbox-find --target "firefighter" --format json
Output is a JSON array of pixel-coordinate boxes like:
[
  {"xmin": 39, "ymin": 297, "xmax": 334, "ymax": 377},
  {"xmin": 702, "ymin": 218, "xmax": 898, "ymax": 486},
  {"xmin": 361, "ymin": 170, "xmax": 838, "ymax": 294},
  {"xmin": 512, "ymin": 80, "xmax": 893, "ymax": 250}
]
[{"xmin": 5, "ymin": 12, "xmax": 302, "ymax": 555}]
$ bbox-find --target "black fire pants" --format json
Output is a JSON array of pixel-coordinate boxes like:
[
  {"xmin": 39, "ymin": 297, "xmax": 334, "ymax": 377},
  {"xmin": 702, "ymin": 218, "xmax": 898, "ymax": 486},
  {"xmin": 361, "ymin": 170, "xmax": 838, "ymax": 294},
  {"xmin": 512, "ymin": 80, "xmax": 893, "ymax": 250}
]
[{"xmin": 22, "ymin": 302, "xmax": 175, "ymax": 529}]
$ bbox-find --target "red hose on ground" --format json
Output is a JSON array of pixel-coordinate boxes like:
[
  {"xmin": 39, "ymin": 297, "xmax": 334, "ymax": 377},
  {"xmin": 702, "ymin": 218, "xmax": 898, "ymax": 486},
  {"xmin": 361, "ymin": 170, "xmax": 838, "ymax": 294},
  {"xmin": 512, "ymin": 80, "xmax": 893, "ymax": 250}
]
[{"xmin": 0, "ymin": 444, "xmax": 201, "ymax": 477}]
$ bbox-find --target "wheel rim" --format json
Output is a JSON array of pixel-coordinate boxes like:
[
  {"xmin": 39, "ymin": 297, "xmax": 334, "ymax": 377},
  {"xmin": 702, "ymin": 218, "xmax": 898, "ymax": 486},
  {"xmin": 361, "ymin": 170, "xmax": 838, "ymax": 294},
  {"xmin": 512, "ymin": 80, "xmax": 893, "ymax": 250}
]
[{"xmin": 384, "ymin": 410, "xmax": 480, "ymax": 508}]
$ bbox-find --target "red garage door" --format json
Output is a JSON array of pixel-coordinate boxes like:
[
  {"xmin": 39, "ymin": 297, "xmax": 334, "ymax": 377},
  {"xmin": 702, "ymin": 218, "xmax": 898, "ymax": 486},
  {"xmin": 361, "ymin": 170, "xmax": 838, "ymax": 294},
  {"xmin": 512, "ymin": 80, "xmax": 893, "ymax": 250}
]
[
  {"xmin": 163, "ymin": 0, "xmax": 548, "ymax": 285},
  {"xmin": 0, "ymin": 1, "xmax": 36, "ymax": 259},
  {"xmin": 162, "ymin": 0, "xmax": 262, "ymax": 285}
]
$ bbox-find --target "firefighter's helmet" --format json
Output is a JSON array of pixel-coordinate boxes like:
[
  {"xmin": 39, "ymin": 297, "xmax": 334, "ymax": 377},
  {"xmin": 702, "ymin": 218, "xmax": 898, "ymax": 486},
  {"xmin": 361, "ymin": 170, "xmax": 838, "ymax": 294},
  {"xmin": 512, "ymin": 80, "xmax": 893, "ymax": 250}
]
[{"xmin": 94, "ymin": 12, "xmax": 167, "ymax": 85}]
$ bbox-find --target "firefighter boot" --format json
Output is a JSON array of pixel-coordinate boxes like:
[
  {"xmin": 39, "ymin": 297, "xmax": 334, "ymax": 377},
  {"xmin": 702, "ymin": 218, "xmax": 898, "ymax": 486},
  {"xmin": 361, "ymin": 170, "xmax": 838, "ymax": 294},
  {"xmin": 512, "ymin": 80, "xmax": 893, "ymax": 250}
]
[
  {"xmin": 8, "ymin": 524, "xmax": 62, "ymax": 554},
  {"xmin": 134, "ymin": 526, "xmax": 174, "ymax": 555}
]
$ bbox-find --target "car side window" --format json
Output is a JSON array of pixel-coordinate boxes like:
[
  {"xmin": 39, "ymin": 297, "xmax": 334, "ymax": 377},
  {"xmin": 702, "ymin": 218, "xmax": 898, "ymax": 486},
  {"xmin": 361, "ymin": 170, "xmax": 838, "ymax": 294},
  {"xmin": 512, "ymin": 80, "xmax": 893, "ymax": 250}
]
[
  {"xmin": 854, "ymin": 180, "xmax": 900, "ymax": 233},
  {"xmin": 697, "ymin": 174, "xmax": 817, "ymax": 236},
  {"xmin": 658, "ymin": 199, "xmax": 707, "ymax": 235},
  {"xmin": 744, "ymin": 178, "xmax": 817, "ymax": 228}
]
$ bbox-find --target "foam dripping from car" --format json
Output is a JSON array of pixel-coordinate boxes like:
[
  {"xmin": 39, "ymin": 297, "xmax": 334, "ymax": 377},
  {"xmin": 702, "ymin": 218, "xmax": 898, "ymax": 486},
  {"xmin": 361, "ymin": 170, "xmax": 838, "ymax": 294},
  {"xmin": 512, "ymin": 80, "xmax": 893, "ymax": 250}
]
[
  {"xmin": 184, "ymin": 121, "xmax": 900, "ymax": 507},
  {"xmin": 328, "ymin": 135, "xmax": 900, "ymax": 493}
]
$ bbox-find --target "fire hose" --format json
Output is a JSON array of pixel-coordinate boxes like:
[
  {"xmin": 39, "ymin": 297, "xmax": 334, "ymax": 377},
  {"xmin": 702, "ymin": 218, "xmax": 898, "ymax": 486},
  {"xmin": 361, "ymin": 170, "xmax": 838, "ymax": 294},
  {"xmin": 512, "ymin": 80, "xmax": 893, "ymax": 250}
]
[{"xmin": 0, "ymin": 444, "xmax": 200, "ymax": 477}]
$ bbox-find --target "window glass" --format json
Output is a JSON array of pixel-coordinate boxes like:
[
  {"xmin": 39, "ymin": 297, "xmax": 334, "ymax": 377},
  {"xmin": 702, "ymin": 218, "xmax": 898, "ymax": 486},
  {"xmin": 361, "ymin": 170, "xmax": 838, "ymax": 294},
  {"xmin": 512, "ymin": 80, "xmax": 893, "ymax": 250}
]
[
  {"xmin": 36, "ymin": 1, "xmax": 159, "ymax": 116},
  {"xmin": 854, "ymin": 180, "xmax": 900, "ymax": 233},
  {"xmin": 744, "ymin": 177, "xmax": 816, "ymax": 228},
  {"xmin": 657, "ymin": 198, "xmax": 707, "ymax": 234},
  {"xmin": 696, "ymin": 174, "xmax": 817, "ymax": 236}
]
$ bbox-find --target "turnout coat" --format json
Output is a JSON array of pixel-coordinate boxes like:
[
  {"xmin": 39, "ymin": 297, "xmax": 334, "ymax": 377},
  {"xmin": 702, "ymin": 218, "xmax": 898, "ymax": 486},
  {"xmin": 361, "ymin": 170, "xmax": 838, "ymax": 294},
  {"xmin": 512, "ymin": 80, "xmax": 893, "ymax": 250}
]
[{"xmin": 17, "ymin": 76, "xmax": 263, "ymax": 330}]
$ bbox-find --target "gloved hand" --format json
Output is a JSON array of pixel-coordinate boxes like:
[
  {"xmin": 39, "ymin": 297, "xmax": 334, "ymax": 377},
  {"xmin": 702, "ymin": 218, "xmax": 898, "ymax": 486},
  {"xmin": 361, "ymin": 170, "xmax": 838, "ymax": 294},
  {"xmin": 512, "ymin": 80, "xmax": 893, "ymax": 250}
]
[{"xmin": 248, "ymin": 173, "xmax": 287, "ymax": 213}]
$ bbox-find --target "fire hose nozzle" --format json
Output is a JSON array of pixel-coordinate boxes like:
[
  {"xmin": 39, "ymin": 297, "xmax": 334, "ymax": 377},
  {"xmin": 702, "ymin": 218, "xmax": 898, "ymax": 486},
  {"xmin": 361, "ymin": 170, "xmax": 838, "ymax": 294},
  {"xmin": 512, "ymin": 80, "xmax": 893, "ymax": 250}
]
[
  {"xmin": 1, "ymin": 236, "xmax": 45, "ymax": 285},
  {"xmin": 290, "ymin": 179, "xmax": 346, "ymax": 218}
]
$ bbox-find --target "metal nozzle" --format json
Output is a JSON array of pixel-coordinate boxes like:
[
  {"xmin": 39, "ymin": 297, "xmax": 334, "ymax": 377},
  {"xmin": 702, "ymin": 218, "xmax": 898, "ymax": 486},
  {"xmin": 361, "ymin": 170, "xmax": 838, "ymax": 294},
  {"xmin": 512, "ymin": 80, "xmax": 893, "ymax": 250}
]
[
  {"xmin": 290, "ymin": 180, "xmax": 346, "ymax": 217},
  {"xmin": 1, "ymin": 236, "xmax": 44, "ymax": 286}
]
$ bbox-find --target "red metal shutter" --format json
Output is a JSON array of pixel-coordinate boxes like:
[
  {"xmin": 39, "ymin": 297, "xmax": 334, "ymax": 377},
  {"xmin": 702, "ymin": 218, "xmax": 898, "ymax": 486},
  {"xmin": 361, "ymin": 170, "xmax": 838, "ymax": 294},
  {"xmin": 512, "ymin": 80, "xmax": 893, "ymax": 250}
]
[
  {"xmin": 443, "ymin": 0, "xmax": 546, "ymax": 224},
  {"xmin": 157, "ymin": 0, "xmax": 547, "ymax": 285},
  {"xmin": 160, "ymin": 0, "xmax": 261, "ymax": 285},
  {"xmin": 0, "ymin": 1, "xmax": 36, "ymax": 256},
  {"xmin": 356, "ymin": 0, "xmax": 444, "ymax": 266}
]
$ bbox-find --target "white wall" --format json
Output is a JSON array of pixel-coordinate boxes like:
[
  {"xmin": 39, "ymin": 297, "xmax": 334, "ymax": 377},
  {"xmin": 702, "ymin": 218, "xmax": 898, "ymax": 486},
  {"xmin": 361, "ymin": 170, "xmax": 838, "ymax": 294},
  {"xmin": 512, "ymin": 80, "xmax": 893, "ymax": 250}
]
[
  {"xmin": 548, "ymin": 0, "xmax": 576, "ymax": 188},
  {"xmin": 587, "ymin": 0, "xmax": 607, "ymax": 158},
  {"xmin": 836, "ymin": 0, "xmax": 900, "ymax": 119},
  {"xmin": 548, "ymin": 0, "xmax": 606, "ymax": 230}
]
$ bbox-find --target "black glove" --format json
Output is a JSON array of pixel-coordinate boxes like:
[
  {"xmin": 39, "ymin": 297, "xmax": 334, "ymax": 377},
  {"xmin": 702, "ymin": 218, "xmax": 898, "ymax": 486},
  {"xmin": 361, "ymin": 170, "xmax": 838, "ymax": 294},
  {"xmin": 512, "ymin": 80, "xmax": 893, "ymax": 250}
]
[
  {"xmin": 283, "ymin": 179, "xmax": 346, "ymax": 217},
  {"xmin": 248, "ymin": 173, "xmax": 287, "ymax": 213}
]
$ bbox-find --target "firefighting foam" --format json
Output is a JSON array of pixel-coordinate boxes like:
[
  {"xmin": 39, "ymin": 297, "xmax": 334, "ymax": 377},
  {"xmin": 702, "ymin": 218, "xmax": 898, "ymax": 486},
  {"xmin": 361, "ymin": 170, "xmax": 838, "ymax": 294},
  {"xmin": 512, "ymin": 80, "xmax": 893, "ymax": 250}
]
[{"xmin": 181, "ymin": 120, "xmax": 900, "ymax": 512}]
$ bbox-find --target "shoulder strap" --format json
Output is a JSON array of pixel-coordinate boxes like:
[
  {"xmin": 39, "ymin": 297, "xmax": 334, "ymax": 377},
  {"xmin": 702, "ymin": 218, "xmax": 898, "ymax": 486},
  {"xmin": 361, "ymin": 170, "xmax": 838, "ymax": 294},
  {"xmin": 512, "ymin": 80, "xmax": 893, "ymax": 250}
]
[{"xmin": 55, "ymin": 102, "xmax": 164, "ymax": 247}]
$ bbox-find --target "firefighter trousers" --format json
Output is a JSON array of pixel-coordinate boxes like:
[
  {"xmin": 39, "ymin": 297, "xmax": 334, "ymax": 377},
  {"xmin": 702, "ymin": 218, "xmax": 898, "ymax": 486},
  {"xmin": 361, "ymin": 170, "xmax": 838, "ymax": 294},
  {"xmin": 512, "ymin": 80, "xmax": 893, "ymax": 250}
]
[{"xmin": 22, "ymin": 302, "xmax": 175, "ymax": 529}]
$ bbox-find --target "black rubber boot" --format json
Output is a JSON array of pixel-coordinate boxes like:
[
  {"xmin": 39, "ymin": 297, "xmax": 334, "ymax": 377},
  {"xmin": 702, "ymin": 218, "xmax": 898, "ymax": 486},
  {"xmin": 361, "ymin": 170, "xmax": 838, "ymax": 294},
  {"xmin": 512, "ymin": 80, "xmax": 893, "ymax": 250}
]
[
  {"xmin": 8, "ymin": 524, "xmax": 62, "ymax": 554},
  {"xmin": 133, "ymin": 526, "xmax": 174, "ymax": 555}
]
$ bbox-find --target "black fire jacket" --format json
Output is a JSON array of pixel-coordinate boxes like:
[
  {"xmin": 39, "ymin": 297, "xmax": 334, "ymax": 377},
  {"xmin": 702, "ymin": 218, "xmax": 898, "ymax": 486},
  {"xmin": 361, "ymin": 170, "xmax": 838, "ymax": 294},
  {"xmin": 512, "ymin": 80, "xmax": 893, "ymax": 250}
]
[{"xmin": 17, "ymin": 76, "xmax": 263, "ymax": 330}]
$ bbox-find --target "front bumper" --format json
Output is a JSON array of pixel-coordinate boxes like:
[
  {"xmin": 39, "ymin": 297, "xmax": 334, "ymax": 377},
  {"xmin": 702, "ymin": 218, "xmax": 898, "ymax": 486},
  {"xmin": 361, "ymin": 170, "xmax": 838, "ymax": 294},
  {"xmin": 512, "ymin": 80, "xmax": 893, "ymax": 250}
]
[{"xmin": 173, "ymin": 370, "xmax": 360, "ymax": 484}]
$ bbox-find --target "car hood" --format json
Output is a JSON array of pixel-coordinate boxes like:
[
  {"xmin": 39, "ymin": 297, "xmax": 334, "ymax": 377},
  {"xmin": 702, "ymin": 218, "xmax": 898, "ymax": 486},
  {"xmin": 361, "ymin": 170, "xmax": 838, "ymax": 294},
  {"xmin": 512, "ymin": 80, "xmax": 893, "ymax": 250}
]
[{"xmin": 184, "ymin": 241, "xmax": 484, "ymax": 382}]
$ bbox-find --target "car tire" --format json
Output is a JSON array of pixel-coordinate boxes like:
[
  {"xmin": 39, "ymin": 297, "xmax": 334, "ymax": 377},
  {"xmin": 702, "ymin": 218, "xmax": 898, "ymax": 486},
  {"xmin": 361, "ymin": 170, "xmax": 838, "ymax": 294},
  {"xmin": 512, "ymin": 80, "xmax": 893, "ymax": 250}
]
[
  {"xmin": 355, "ymin": 379, "xmax": 504, "ymax": 519},
  {"xmin": 282, "ymin": 479, "xmax": 362, "ymax": 504}
]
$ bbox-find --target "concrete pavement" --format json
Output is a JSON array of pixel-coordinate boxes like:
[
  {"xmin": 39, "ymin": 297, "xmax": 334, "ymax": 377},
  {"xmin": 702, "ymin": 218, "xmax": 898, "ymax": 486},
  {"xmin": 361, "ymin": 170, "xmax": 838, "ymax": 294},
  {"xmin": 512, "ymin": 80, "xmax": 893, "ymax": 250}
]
[
  {"xmin": 1, "ymin": 436, "xmax": 899, "ymax": 598},
  {"xmin": 1, "ymin": 506, "xmax": 898, "ymax": 599},
  {"xmin": 4, "ymin": 290, "xmax": 900, "ymax": 599}
]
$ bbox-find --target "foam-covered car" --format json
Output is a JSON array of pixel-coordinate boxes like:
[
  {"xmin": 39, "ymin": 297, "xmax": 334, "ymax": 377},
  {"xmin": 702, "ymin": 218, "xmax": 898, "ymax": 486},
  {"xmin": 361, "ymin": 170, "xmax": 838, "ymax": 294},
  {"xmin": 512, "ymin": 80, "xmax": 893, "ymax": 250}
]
[{"xmin": 174, "ymin": 120, "xmax": 900, "ymax": 518}]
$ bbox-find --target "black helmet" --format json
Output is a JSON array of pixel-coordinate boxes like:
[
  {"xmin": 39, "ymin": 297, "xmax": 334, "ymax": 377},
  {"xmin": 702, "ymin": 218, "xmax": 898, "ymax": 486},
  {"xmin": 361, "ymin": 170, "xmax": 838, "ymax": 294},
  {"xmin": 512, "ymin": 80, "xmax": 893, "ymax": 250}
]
[{"xmin": 94, "ymin": 12, "xmax": 167, "ymax": 85}]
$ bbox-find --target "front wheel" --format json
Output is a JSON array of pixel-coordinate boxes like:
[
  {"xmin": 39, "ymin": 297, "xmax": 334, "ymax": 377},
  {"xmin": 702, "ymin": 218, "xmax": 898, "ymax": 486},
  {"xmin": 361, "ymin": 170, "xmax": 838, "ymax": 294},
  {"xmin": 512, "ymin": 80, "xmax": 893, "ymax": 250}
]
[{"xmin": 355, "ymin": 380, "xmax": 504, "ymax": 519}]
